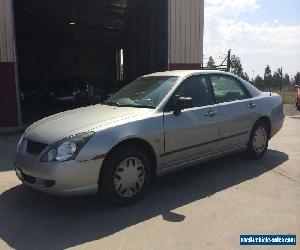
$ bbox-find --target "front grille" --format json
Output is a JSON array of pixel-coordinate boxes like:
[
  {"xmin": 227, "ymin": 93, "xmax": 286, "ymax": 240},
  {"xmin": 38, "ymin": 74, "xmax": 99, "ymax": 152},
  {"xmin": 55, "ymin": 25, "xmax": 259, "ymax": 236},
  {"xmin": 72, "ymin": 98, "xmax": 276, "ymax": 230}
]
[{"xmin": 26, "ymin": 140, "xmax": 47, "ymax": 155}]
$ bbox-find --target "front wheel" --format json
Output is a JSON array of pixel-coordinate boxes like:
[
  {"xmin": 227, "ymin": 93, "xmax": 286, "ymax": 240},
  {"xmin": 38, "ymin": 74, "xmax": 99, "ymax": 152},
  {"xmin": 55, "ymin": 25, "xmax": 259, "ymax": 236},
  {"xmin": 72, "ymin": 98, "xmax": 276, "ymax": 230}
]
[
  {"xmin": 99, "ymin": 146, "xmax": 151, "ymax": 205},
  {"xmin": 247, "ymin": 121, "xmax": 269, "ymax": 159}
]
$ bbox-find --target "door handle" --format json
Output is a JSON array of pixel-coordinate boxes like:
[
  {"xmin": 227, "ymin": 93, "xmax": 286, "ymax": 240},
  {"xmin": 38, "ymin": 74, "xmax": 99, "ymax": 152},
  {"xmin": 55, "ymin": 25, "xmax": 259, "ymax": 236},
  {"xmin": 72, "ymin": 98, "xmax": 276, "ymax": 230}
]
[
  {"xmin": 205, "ymin": 110, "xmax": 218, "ymax": 117},
  {"xmin": 248, "ymin": 102, "xmax": 256, "ymax": 109}
]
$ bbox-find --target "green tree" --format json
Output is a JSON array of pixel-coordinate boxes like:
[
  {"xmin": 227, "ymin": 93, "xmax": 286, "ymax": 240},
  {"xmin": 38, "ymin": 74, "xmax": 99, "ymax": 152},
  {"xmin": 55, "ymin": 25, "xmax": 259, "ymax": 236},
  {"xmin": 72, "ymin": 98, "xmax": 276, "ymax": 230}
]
[
  {"xmin": 230, "ymin": 54, "xmax": 250, "ymax": 81},
  {"xmin": 254, "ymin": 75, "xmax": 264, "ymax": 86},
  {"xmin": 230, "ymin": 55, "xmax": 243, "ymax": 77},
  {"xmin": 241, "ymin": 72, "xmax": 249, "ymax": 81},
  {"xmin": 283, "ymin": 73, "xmax": 290, "ymax": 85},
  {"xmin": 295, "ymin": 72, "xmax": 300, "ymax": 85},
  {"xmin": 207, "ymin": 56, "xmax": 216, "ymax": 68},
  {"xmin": 264, "ymin": 65, "xmax": 272, "ymax": 85},
  {"xmin": 272, "ymin": 68, "xmax": 282, "ymax": 86}
]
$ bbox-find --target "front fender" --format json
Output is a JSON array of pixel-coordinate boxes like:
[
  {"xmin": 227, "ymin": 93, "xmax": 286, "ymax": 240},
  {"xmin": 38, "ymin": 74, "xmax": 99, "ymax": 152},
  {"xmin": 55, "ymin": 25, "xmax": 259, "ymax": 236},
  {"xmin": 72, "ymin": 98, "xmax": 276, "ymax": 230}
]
[{"xmin": 76, "ymin": 114, "xmax": 165, "ymax": 163}]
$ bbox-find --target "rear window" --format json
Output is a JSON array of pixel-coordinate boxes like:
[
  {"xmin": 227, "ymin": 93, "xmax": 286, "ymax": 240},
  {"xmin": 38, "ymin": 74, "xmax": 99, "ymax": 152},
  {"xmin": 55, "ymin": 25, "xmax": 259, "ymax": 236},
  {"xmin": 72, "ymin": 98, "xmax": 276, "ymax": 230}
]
[{"xmin": 210, "ymin": 76, "xmax": 248, "ymax": 103}]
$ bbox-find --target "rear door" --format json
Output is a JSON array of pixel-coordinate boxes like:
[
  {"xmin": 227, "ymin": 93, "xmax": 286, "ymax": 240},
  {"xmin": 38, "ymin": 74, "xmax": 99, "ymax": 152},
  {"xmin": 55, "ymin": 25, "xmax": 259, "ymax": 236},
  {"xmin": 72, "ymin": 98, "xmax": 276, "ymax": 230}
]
[
  {"xmin": 162, "ymin": 75, "xmax": 221, "ymax": 167},
  {"xmin": 209, "ymin": 74, "xmax": 259, "ymax": 150}
]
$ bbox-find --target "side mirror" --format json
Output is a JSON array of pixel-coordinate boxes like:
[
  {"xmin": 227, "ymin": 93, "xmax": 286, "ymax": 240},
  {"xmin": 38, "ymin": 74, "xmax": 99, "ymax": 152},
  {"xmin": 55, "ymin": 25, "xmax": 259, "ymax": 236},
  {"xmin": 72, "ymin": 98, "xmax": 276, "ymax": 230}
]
[{"xmin": 174, "ymin": 97, "xmax": 193, "ymax": 116}]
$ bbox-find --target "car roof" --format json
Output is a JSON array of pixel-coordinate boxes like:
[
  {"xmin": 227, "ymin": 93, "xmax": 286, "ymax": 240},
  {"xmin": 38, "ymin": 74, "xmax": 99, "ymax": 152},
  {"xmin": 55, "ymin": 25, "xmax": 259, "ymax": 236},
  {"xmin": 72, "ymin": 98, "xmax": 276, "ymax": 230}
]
[{"xmin": 144, "ymin": 70, "xmax": 233, "ymax": 78}]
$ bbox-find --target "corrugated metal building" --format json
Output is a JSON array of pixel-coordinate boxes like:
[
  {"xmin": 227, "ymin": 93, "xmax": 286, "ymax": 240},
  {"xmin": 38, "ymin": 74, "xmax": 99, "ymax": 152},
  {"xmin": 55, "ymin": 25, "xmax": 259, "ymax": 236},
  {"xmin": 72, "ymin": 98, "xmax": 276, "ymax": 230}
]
[
  {"xmin": 0, "ymin": 0, "xmax": 21, "ymax": 127},
  {"xmin": 0, "ymin": 0, "xmax": 204, "ymax": 127}
]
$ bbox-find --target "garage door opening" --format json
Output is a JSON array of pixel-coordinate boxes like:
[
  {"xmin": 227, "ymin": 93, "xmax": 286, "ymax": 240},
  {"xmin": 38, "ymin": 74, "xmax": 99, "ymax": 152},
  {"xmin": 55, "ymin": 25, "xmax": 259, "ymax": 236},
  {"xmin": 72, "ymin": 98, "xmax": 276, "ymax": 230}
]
[{"xmin": 14, "ymin": 0, "xmax": 169, "ymax": 124}]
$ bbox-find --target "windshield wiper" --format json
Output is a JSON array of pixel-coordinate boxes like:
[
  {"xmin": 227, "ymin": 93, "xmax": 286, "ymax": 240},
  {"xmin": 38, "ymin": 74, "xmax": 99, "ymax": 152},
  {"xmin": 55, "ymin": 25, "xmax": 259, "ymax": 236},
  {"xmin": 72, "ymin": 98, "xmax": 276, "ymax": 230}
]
[
  {"xmin": 104, "ymin": 102, "xmax": 155, "ymax": 109},
  {"xmin": 117, "ymin": 104, "xmax": 156, "ymax": 109},
  {"xmin": 135, "ymin": 104, "xmax": 156, "ymax": 109},
  {"xmin": 103, "ymin": 101, "xmax": 120, "ymax": 107}
]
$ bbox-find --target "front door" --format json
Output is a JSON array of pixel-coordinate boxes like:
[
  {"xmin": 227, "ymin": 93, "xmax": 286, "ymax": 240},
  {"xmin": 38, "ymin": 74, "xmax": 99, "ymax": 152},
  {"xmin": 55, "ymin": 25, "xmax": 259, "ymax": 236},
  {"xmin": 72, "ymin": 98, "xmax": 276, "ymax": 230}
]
[{"xmin": 162, "ymin": 75, "xmax": 220, "ymax": 167}]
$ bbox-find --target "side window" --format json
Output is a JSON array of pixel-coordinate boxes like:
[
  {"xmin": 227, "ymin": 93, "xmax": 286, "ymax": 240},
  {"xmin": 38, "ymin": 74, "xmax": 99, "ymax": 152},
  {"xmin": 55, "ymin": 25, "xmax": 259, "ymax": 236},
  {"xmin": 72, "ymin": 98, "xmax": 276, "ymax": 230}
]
[
  {"xmin": 166, "ymin": 75, "xmax": 213, "ymax": 110},
  {"xmin": 210, "ymin": 76, "xmax": 248, "ymax": 103}
]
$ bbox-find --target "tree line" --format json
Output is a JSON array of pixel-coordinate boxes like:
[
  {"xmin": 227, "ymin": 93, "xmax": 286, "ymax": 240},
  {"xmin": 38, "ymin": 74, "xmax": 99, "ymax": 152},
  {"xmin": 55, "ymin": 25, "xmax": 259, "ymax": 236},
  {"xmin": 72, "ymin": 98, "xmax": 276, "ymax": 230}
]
[{"xmin": 206, "ymin": 55, "xmax": 300, "ymax": 87}]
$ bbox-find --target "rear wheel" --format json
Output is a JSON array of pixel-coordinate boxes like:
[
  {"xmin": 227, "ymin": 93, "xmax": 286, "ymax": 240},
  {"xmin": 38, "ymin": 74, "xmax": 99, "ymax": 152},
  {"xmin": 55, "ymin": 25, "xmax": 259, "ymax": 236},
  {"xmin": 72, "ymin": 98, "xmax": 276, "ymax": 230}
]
[
  {"xmin": 247, "ymin": 121, "xmax": 269, "ymax": 159},
  {"xmin": 99, "ymin": 145, "xmax": 151, "ymax": 205}
]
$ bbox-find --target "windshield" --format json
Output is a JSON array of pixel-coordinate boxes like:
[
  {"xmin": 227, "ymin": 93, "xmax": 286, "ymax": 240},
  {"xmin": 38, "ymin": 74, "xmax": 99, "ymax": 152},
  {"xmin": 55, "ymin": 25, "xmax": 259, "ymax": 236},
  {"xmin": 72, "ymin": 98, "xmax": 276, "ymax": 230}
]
[{"xmin": 104, "ymin": 76, "xmax": 178, "ymax": 108}]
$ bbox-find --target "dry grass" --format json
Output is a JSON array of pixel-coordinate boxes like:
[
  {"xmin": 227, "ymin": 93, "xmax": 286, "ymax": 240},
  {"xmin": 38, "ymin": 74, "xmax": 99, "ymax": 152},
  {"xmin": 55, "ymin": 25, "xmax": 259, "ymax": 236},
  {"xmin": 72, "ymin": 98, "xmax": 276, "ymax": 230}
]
[{"xmin": 255, "ymin": 85, "xmax": 297, "ymax": 104}]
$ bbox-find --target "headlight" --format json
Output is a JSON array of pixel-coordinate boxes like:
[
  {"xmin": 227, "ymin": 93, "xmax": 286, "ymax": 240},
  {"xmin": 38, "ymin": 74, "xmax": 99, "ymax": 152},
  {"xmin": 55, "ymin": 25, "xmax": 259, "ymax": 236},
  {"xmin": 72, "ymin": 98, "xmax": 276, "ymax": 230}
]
[
  {"xmin": 40, "ymin": 131, "xmax": 94, "ymax": 162},
  {"xmin": 55, "ymin": 140, "xmax": 77, "ymax": 161}
]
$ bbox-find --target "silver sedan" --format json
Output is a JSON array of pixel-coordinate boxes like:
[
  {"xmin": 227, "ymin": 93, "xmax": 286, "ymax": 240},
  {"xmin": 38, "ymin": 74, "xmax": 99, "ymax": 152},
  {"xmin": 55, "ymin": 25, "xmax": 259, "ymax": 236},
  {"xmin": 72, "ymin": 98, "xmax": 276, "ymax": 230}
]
[{"xmin": 15, "ymin": 70, "xmax": 284, "ymax": 205}]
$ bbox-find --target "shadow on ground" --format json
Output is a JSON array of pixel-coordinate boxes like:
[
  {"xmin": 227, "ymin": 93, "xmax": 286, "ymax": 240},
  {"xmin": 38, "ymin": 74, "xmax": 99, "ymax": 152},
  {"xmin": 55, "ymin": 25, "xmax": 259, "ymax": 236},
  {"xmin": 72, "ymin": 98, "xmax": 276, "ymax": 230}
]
[
  {"xmin": 0, "ymin": 133, "xmax": 21, "ymax": 172},
  {"xmin": 0, "ymin": 149, "xmax": 288, "ymax": 250}
]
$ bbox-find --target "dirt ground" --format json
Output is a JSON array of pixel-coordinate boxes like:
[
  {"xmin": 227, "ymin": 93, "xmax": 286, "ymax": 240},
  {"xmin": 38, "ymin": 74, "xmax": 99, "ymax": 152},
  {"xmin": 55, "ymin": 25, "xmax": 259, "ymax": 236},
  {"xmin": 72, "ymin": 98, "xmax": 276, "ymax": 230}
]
[{"xmin": 284, "ymin": 103, "xmax": 300, "ymax": 116}]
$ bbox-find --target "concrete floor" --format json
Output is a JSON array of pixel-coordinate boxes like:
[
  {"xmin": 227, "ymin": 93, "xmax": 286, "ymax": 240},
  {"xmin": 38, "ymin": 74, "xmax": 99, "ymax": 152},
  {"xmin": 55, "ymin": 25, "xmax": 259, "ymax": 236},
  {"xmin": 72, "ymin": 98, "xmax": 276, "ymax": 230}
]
[{"xmin": 0, "ymin": 117, "xmax": 299, "ymax": 250}]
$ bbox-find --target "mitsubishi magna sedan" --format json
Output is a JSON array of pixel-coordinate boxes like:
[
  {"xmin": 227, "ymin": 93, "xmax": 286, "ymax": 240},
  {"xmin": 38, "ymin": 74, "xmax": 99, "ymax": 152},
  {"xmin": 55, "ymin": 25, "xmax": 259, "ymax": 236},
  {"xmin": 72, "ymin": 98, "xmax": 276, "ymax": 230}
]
[{"xmin": 15, "ymin": 70, "xmax": 284, "ymax": 205}]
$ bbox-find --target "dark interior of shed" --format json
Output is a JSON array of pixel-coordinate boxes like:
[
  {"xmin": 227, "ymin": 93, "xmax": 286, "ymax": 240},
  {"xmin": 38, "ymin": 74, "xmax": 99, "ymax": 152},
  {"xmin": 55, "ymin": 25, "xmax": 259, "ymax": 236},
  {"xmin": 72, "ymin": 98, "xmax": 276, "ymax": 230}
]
[{"xmin": 14, "ymin": 0, "xmax": 168, "ymax": 124}]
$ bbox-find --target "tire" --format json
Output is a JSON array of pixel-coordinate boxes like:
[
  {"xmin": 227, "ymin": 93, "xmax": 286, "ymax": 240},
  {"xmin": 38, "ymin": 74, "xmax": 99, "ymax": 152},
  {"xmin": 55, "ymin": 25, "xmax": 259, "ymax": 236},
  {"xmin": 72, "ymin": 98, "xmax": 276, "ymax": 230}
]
[
  {"xmin": 99, "ymin": 145, "xmax": 151, "ymax": 205},
  {"xmin": 247, "ymin": 121, "xmax": 269, "ymax": 159}
]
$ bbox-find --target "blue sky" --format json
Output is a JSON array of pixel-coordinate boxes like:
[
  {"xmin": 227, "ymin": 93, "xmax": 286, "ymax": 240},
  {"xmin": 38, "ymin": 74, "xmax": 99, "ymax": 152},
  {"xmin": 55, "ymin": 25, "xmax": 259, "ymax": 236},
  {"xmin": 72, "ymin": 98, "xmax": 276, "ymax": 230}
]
[{"xmin": 203, "ymin": 0, "xmax": 300, "ymax": 79}]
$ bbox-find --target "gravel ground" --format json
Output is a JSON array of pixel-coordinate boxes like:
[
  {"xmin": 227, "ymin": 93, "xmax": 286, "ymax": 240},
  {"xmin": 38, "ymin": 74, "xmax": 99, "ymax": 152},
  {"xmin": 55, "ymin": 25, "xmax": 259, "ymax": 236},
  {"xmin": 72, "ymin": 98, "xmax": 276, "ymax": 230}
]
[{"xmin": 284, "ymin": 104, "xmax": 300, "ymax": 117}]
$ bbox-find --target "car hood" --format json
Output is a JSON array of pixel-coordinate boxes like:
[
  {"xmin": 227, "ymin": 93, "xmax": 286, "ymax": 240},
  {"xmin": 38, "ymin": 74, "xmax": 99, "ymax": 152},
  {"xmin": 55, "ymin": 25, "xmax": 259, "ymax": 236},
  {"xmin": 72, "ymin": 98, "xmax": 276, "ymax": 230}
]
[{"xmin": 25, "ymin": 104, "xmax": 151, "ymax": 145}]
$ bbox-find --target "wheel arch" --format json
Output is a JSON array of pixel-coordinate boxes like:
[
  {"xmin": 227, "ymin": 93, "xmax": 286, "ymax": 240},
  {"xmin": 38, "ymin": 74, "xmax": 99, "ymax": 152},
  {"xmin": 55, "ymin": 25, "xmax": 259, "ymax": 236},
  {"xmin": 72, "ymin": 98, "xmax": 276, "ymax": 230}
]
[
  {"xmin": 100, "ymin": 137, "xmax": 158, "ymax": 179},
  {"xmin": 252, "ymin": 116, "xmax": 271, "ymax": 138}
]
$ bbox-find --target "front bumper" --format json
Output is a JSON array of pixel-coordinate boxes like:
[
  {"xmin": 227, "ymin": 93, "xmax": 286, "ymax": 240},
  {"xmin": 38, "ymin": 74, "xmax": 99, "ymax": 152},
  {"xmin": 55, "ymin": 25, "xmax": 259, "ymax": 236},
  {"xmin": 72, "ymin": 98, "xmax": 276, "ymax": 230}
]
[{"xmin": 15, "ymin": 152, "xmax": 104, "ymax": 196}]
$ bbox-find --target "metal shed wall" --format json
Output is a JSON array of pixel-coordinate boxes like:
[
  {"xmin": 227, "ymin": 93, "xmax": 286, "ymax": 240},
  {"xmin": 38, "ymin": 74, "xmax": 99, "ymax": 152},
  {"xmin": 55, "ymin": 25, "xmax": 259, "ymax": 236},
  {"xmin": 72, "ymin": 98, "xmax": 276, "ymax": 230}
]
[
  {"xmin": 0, "ymin": 0, "xmax": 15, "ymax": 62},
  {"xmin": 169, "ymin": 0, "xmax": 204, "ymax": 70},
  {"xmin": 0, "ymin": 0, "xmax": 21, "ymax": 127},
  {"xmin": 0, "ymin": 0, "xmax": 204, "ymax": 127}
]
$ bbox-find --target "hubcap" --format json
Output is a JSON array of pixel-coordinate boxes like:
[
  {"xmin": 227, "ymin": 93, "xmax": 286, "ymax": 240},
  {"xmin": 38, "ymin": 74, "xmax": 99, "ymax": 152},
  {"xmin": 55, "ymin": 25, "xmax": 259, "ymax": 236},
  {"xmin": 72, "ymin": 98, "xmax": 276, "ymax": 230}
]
[
  {"xmin": 253, "ymin": 126, "xmax": 267, "ymax": 154},
  {"xmin": 114, "ymin": 157, "xmax": 145, "ymax": 198}
]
